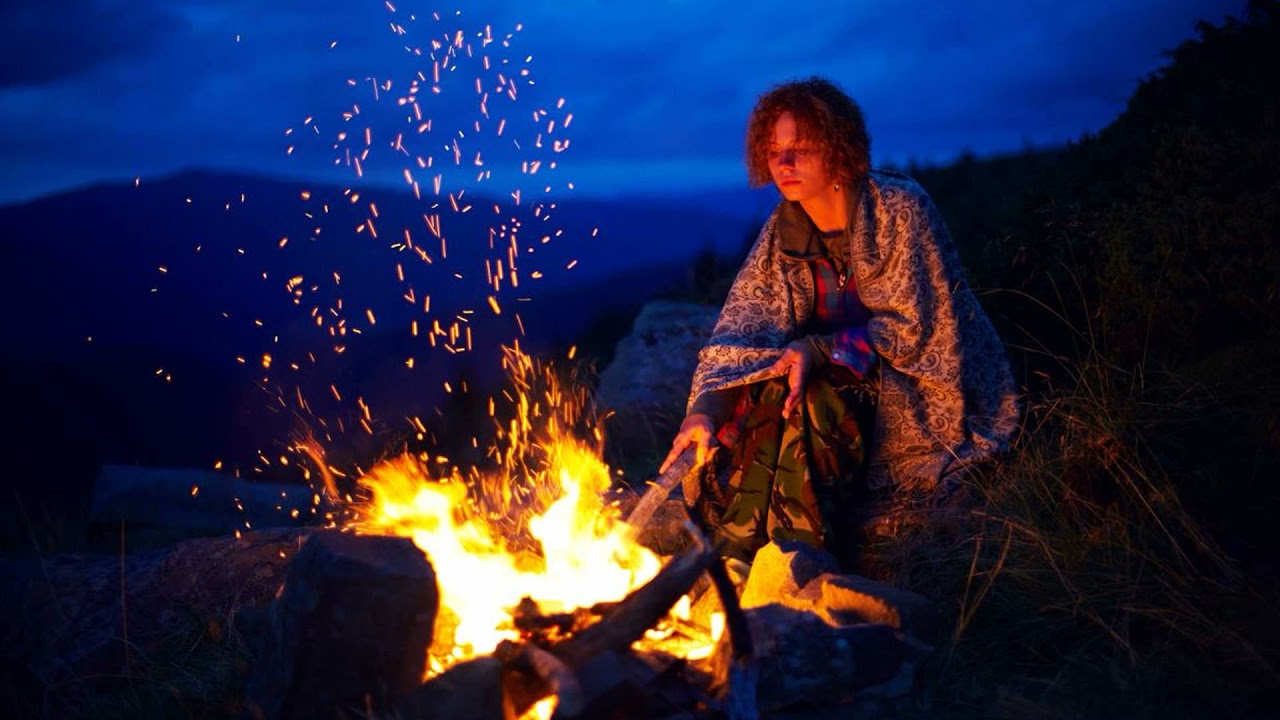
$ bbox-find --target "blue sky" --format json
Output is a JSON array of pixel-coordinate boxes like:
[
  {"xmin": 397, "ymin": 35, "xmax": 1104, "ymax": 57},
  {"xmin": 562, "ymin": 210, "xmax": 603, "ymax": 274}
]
[{"xmin": 0, "ymin": 0, "xmax": 1241, "ymax": 205}]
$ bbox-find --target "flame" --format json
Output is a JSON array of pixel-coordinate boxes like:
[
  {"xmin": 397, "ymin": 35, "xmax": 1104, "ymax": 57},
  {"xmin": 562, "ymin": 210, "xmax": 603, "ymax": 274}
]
[{"xmin": 349, "ymin": 347, "xmax": 664, "ymax": 672}]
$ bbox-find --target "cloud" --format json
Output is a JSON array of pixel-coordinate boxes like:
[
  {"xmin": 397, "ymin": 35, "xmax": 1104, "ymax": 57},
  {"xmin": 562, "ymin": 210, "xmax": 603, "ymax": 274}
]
[
  {"xmin": 0, "ymin": 0, "xmax": 1246, "ymax": 203},
  {"xmin": 485, "ymin": 0, "xmax": 1237, "ymax": 169},
  {"xmin": 0, "ymin": 0, "xmax": 181, "ymax": 88}
]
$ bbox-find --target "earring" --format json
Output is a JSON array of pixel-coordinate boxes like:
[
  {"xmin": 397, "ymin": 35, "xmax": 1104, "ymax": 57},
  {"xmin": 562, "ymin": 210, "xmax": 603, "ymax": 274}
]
[{"xmin": 834, "ymin": 183, "xmax": 841, "ymax": 190}]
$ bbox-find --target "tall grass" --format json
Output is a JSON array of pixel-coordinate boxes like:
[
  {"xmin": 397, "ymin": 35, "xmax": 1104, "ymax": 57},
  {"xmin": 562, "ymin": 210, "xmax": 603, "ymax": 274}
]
[{"xmin": 867, "ymin": 286, "xmax": 1280, "ymax": 718}]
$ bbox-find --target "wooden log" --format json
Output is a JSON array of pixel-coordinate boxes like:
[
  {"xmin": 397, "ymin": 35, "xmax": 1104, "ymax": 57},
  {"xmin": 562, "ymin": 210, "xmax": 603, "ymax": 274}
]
[
  {"xmin": 566, "ymin": 648, "xmax": 720, "ymax": 720},
  {"xmin": 511, "ymin": 597, "xmax": 614, "ymax": 642},
  {"xmin": 557, "ymin": 649, "xmax": 627, "ymax": 718},
  {"xmin": 552, "ymin": 527, "xmax": 715, "ymax": 669},
  {"xmin": 677, "ymin": 502, "xmax": 758, "ymax": 720},
  {"xmin": 624, "ymin": 446, "xmax": 702, "ymax": 535},
  {"xmin": 502, "ymin": 530, "xmax": 715, "ymax": 718},
  {"xmin": 523, "ymin": 643, "xmax": 585, "ymax": 717},
  {"xmin": 392, "ymin": 656, "xmax": 506, "ymax": 720},
  {"xmin": 89, "ymin": 463, "xmax": 314, "ymax": 539}
]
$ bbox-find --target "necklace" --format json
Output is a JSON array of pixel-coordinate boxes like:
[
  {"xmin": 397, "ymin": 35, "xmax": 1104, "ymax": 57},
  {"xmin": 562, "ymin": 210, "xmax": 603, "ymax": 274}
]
[{"xmin": 819, "ymin": 228, "xmax": 849, "ymax": 286}]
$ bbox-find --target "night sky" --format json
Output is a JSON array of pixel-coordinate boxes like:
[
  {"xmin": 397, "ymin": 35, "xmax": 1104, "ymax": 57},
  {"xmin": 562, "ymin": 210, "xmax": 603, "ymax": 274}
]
[{"xmin": 0, "ymin": 0, "xmax": 1241, "ymax": 206}]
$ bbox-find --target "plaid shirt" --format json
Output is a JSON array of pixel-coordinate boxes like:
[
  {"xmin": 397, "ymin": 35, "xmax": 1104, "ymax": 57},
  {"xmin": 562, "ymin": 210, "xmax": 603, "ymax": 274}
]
[
  {"xmin": 694, "ymin": 253, "xmax": 877, "ymax": 430},
  {"xmin": 808, "ymin": 256, "xmax": 875, "ymax": 377}
]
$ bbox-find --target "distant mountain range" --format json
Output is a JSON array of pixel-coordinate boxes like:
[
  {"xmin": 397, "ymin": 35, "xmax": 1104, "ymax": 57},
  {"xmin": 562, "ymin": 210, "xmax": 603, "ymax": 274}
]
[
  {"xmin": 0, "ymin": 169, "xmax": 774, "ymax": 531},
  {"xmin": 0, "ymin": 149, "xmax": 1063, "ymax": 544}
]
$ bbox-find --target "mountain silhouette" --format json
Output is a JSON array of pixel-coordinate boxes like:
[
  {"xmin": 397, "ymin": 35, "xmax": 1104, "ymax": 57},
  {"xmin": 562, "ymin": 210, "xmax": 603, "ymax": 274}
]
[{"xmin": 0, "ymin": 169, "xmax": 768, "ymax": 543}]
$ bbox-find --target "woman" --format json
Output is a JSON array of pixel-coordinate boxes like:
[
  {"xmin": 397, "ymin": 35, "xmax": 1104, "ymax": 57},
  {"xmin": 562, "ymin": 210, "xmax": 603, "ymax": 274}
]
[{"xmin": 660, "ymin": 77, "xmax": 1019, "ymax": 563}]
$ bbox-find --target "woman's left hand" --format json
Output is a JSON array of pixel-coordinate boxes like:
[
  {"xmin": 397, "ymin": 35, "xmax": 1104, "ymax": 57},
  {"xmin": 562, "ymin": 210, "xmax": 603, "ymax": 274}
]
[{"xmin": 771, "ymin": 340, "xmax": 814, "ymax": 420}]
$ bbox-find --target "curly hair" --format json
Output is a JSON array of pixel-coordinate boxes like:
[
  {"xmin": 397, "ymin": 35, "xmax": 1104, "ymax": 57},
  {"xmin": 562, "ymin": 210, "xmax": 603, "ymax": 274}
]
[{"xmin": 745, "ymin": 76, "xmax": 871, "ymax": 189}]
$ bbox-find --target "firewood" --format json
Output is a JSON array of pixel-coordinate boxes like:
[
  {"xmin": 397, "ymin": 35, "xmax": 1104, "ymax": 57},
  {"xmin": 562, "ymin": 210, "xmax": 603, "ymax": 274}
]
[
  {"xmin": 625, "ymin": 446, "xmax": 702, "ymax": 534},
  {"xmin": 393, "ymin": 656, "xmax": 505, "ymax": 720},
  {"xmin": 680, "ymin": 505, "xmax": 759, "ymax": 720},
  {"xmin": 552, "ymin": 527, "xmax": 715, "ymax": 668},
  {"xmin": 522, "ymin": 643, "xmax": 585, "ymax": 717},
  {"xmin": 501, "ymin": 536, "xmax": 712, "ymax": 719},
  {"xmin": 511, "ymin": 596, "xmax": 616, "ymax": 642}
]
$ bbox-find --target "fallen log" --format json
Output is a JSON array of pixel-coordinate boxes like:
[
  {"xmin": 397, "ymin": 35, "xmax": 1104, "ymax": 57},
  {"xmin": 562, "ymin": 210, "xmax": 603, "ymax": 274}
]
[{"xmin": 89, "ymin": 464, "xmax": 315, "ymax": 540}]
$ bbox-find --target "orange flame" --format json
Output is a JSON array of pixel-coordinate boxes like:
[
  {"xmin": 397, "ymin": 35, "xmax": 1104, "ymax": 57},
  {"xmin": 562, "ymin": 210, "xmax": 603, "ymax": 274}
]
[{"xmin": 349, "ymin": 347, "xmax": 664, "ymax": 673}]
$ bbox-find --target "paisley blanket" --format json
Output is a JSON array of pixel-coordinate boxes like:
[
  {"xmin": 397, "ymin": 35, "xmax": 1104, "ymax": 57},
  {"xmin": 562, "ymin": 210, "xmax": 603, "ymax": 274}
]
[{"xmin": 688, "ymin": 171, "xmax": 1021, "ymax": 491}]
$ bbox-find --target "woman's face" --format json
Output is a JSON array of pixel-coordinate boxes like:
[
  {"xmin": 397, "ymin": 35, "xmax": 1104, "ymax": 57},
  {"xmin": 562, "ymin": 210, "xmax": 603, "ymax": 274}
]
[{"xmin": 767, "ymin": 112, "xmax": 831, "ymax": 203}]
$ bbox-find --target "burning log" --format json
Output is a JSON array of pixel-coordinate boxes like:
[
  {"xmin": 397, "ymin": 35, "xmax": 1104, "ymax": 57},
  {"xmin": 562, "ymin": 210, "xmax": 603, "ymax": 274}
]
[
  {"xmin": 501, "ymin": 521, "xmax": 716, "ymax": 718},
  {"xmin": 551, "ymin": 531, "xmax": 715, "ymax": 669},
  {"xmin": 244, "ymin": 530, "xmax": 439, "ymax": 720},
  {"xmin": 511, "ymin": 596, "xmax": 616, "ymax": 642}
]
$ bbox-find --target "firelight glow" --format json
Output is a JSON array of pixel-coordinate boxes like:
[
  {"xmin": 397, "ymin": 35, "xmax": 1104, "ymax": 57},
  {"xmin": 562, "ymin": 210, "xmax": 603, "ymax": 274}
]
[
  {"xmin": 355, "ymin": 444, "xmax": 662, "ymax": 668},
  {"xmin": 346, "ymin": 348, "xmax": 711, "ymax": 677}
]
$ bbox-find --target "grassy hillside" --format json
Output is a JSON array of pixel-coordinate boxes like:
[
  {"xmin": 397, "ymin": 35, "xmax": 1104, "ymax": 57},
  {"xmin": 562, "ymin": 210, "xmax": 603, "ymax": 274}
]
[{"xmin": 891, "ymin": 6, "xmax": 1280, "ymax": 717}]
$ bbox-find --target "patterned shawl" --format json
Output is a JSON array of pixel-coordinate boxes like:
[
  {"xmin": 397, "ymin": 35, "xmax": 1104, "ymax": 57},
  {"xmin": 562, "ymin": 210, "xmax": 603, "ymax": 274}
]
[{"xmin": 688, "ymin": 171, "xmax": 1021, "ymax": 491}]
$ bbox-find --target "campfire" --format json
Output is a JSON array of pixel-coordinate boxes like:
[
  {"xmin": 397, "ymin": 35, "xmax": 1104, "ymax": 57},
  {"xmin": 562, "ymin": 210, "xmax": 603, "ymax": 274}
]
[
  {"xmin": 346, "ymin": 347, "xmax": 727, "ymax": 717},
  {"xmin": 239, "ymin": 347, "xmax": 937, "ymax": 720}
]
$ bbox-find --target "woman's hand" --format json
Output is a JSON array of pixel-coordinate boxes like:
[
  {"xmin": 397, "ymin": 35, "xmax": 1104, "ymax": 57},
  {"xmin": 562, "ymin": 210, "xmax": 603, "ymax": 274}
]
[
  {"xmin": 660, "ymin": 413, "xmax": 717, "ymax": 474},
  {"xmin": 771, "ymin": 340, "xmax": 814, "ymax": 419}
]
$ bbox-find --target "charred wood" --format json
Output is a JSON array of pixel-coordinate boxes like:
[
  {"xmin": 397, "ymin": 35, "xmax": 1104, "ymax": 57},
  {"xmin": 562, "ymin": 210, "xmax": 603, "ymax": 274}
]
[
  {"xmin": 393, "ymin": 656, "xmax": 506, "ymax": 720},
  {"xmin": 551, "ymin": 529, "xmax": 714, "ymax": 669}
]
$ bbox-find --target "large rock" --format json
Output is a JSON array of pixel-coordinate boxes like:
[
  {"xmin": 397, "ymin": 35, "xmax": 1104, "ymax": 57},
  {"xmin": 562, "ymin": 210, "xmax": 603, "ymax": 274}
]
[
  {"xmin": 597, "ymin": 301, "xmax": 719, "ymax": 467},
  {"xmin": 597, "ymin": 301, "xmax": 720, "ymax": 413},
  {"xmin": 716, "ymin": 604, "xmax": 902, "ymax": 712},
  {"xmin": 812, "ymin": 573, "xmax": 941, "ymax": 645},
  {"xmin": 739, "ymin": 540, "xmax": 840, "ymax": 611},
  {"xmin": 244, "ymin": 530, "xmax": 438, "ymax": 720}
]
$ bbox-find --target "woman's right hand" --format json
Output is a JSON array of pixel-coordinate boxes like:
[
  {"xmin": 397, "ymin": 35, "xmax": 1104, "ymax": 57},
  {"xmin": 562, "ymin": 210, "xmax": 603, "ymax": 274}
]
[
  {"xmin": 660, "ymin": 413, "xmax": 717, "ymax": 474},
  {"xmin": 771, "ymin": 340, "xmax": 815, "ymax": 420}
]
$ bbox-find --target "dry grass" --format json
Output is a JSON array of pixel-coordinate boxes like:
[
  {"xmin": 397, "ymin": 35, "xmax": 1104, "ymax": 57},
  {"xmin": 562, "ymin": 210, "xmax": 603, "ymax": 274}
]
[
  {"xmin": 31, "ymin": 599, "xmax": 254, "ymax": 720},
  {"xmin": 865, "ymin": 294, "xmax": 1280, "ymax": 719}
]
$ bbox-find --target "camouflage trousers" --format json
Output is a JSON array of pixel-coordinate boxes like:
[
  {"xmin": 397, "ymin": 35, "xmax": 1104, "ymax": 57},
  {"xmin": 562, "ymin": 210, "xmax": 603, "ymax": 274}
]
[{"xmin": 700, "ymin": 373, "xmax": 874, "ymax": 563}]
